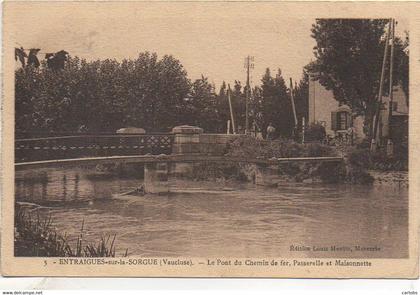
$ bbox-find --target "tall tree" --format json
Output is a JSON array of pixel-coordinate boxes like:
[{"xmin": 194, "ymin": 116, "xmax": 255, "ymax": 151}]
[
  {"xmin": 260, "ymin": 68, "xmax": 294, "ymax": 138},
  {"xmin": 215, "ymin": 81, "xmax": 231, "ymax": 133},
  {"xmin": 189, "ymin": 75, "xmax": 220, "ymax": 132},
  {"xmin": 249, "ymin": 85, "xmax": 263, "ymax": 133},
  {"xmin": 15, "ymin": 52, "xmax": 191, "ymax": 135},
  {"xmin": 229, "ymin": 81, "xmax": 246, "ymax": 133},
  {"xmin": 293, "ymin": 71, "xmax": 309, "ymax": 129},
  {"xmin": 308, "ymin": 19, "xmax": 409, "ymax": 137}
]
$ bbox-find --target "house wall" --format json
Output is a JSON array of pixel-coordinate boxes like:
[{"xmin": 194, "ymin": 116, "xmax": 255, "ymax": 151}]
[
  {"xmin": 379, "ymin": 85, "xmax": 408, "ymax": 139},
  {"xmin": 308, "ymin": 78, "xmax": 337, "ymax": 136},
  {"xmin": 308, "ymin": 79, "xmax": 408, "ymax": 144},
  {"xmin": 308, "ymin": 78, "xmax": 366, "ymax": 141}
]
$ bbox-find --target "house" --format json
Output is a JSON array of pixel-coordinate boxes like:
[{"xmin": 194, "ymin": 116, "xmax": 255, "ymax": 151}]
[
  {"xmin": 308, "ymin": 78, "xmax": 408, "ymax": 144},
  {"xmin": 377, "ymin": 85, "xmax": 409, "ymax": 145}
]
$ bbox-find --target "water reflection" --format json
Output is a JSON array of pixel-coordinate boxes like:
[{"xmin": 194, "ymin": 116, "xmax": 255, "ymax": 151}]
[{"xmin": 15, "ymin": 167, "xmax": 408, "ymax": 258}]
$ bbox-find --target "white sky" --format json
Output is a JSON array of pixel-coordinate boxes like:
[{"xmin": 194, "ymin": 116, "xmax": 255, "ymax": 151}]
[{"xmin": 11, "ymin": 2, "xmax": 408, "ymax": 89}]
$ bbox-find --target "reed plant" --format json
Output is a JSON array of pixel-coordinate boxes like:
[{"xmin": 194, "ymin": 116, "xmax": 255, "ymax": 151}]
[{"xmin": 15, "ymin": 204, "xmax": 127, "ymax": 257}]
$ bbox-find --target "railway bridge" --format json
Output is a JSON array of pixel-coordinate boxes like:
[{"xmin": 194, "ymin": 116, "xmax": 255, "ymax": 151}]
[{"xmin": 15, "ymin": 125, "xmax": 343, "ymax": 193}]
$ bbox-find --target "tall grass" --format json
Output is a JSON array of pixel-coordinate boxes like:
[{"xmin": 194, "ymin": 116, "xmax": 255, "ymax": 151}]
[{"xmin": 15, "ymin": 204, "xmax": 127, "ymax": 257}]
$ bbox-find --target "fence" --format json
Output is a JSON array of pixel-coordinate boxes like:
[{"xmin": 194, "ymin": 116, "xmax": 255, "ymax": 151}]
[{"xmin": 15, "ymin": 134, "xmax": 174, "ymax": 163}]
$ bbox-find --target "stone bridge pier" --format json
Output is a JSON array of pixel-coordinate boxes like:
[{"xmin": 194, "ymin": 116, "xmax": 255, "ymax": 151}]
[
  {"xmin": 171, "ymin": 125, "xmax": 204, "ymax": 178},
  {"xmin": 143, "ymin": 125, "xmax": 243, "ymax": 194},
  {"xmin": 254, "ymin": 164, "xmax": 280, "ymax": 187},
  {"xmin": 144, "ymin": 162, "xmax": 170, "ymax": 194},
  {"xmin": 143, "ymin": 125, "xmax": 203, "ymax": 194}
]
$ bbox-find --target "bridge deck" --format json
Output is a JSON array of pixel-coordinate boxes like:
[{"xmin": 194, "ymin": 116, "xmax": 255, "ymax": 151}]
[{"xmin": 15, "ymin": 154, "xmax": 343, "ymax": 170}]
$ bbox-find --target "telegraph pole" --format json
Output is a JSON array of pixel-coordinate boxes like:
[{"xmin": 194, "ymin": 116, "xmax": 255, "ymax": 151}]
[
  {"xmin": 388, "ymin": 19, "xmax": 396, "ymax": 124},
  {"xmin": 372, "ymin": 19, "xmax": 391, "ymax": 148},
  {"xmin": 244, "ymin": 56, "xmax": 254, "ymax": 134},
  {"xmin": 289, "ymin": 78, "xmax": 298, "ymax": 127},
  {"xmin": 289, "ymin": 78, "xmax": 298, "ymax": 139},
  {"xmin": 227, "ymin": 84, "xmax": 236, "ymax": 134}
]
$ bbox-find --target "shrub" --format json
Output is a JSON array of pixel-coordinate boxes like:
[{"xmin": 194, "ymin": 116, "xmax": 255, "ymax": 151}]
[
  {"xmin": 225, "ymin": 136, "xmax": 377, "ymax": 184},
  {"xmin": 317, "ymin": 161, "xmax": 347, "ymax": 183},
  {"xmin": 347, "ymin": 148, "xmax": 370, "ymax": 169},
  {"xmin": 343, "ymin": 147, "xmax": 408, "ymax": 182},
  {"xmin": 190, "ymin": 162, "xmax": 247, "ymax": 182},
  {"xmin": 305, "ymin": 123, "xmax": 326, "ymax": 142},
  {"xmin": 370, "ymin": 151, "xmax": 408, "ymax": 171},
  {"xmin": 226, "ymin": 136, "xmax": 336, "ymax": 159},
  {"xmin": 353, "ymin": 138, "xmax": 408, "ymax": 171},
  {"xmin": 305, "ymin": 143, "xmax": 336, "ymax": 157}
]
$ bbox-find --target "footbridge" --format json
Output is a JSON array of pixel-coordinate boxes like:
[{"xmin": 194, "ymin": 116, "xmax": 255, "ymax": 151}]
[{"xmin": 15, "ymin": 125, "xmax": 343, "ymax": 193}]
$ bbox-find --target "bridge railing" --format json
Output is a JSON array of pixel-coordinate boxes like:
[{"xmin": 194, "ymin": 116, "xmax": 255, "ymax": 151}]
[{"xmin": 15, "ymin": 134, "xmax": 174, "ymax": 163}]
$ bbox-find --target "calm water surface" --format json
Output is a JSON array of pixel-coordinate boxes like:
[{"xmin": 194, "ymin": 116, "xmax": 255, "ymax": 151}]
[{"xmin": 15, "ymin": 167, "xmax": 408, "ymax": 258}]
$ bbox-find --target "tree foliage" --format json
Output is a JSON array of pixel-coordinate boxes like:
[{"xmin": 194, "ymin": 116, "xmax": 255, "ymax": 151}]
[
  {"xmin": 308, "ymin": 19, "xmax": 409, "ymax": 136},
  {"xmin": 16, "ymin": 53, "xmax": 191, "ymax": 134},
  {"xmin": 293, "ymin": 71, "xmax": 309, "ymax": 129},
  {"xmin": 258, "ymin": 68, "xmax": 294, "ymax": 138},
  {"xmin": 16, "ymin": 52, "xmax": 308, "ymax": 138}
]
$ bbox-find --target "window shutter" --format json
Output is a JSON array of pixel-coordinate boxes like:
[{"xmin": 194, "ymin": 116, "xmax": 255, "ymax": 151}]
[
  {"xmin": 331, "ymin": 111, "xmax": 338, "ymax": 131},
  {"xmin": 346, "ymin": 112, "xmax": 352, "ymax": 129}
]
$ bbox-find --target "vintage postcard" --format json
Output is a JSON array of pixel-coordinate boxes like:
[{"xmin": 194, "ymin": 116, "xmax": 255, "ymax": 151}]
[{"xmin": 1, "ymin": 1, "xmax": 419, "ymax": 278}]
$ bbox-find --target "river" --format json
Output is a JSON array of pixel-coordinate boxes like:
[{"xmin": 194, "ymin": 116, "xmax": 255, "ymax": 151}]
[{"xmin": 15, "ymin": 167, "xmax": 408, "ymax": 258}]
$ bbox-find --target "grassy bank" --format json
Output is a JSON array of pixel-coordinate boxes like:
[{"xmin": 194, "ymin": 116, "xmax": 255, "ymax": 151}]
[{"xmin": 15, "ymin": 203, "xmax": 127, "ymax": 257}]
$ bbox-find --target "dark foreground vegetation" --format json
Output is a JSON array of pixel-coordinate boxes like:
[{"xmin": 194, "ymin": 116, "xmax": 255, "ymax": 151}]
[{"xmin": 15, "ymin": 203, "xmax": 127, "ymax": 257}]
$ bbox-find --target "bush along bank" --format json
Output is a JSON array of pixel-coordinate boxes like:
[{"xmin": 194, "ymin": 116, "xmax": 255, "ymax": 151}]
[
  {"xmin": 355, "ymin": 138, "xmax": 408, "ymax": 171},
  {"xmin": 344, "ymin": 147, "xmax": 407, "ymax": 185},
  {"xmin": 15, "ymin": 203, "xmax": 127, "ymax": 257},
  {"xmin": 221, "ymin": 136, "xmax": 374, "ymax": 185}
]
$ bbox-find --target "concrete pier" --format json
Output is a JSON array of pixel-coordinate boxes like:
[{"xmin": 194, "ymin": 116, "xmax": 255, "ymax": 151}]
[
  {"xmin": 255, "ymin": 164, "xmax": 279, "ymax": 187},
  {"xmin": 144, "ymin": 162, "xmax": 169, "ymax": 194},
  {"xmin": 171, "ymin": 125, "xmax": 203, "ymax": 178}
]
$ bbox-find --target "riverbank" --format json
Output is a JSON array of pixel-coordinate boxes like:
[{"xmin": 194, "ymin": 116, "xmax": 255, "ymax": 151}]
[
  {"xmin": 369, "ymin": 170, "xmax": 408, "ymax": 187},
  {"xmin": 187, "ymin": 137, "xmax": 371, "ymax": 185}
]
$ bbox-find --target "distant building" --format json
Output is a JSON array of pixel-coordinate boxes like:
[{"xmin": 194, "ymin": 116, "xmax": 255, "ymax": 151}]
[
  {"xmin": 308, "ymin": 78, "xmax": 408, "ymax": 144},
  {"xmin": 378, "ymin": 85, "xmax": 408, "ymax": 144}
]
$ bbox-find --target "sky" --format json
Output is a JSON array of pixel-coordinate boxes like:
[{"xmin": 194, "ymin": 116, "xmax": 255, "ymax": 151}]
[{"xmin": 11, "ymin": 2, "xmax": 408, "ymax": 89}]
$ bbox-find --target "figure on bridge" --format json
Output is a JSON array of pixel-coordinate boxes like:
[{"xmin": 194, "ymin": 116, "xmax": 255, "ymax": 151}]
[{"xmin": 266, "ymin": 123, "xmax": 276, "ymax": 140}]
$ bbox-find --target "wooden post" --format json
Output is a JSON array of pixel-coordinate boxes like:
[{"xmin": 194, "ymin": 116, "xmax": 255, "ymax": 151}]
[
  {"xmin": 227, "ymin": 120, "xmax": 231, "ymax": 134},
  {"xmin": 289, "ymin": 78, "xmax": 298, "ymax": 139},
  {"xmin": 227, "ymin": 84, "xmax": 236, "ymax": 134},
  {"xmin": 302, "ymin": 116, "xmax": 305, "ymax": 144},
  {"xmin": 289, "ymin": 78, "xmax": 298, "ymax": 127},
  {"xmin": 245, "ymin": 56, "xmax": 251, "ymax": 134},
  {"xmin": 370, "ymin": 138, "xmax": 377, "ymax": 152},
  {"xmin": 387, "ymin": 19, "xmax": 395, "ymax": 140},
  {"xmin": 372, "ymin": 20, "xmax": 391, "ymax": 146},
  {"xmin": 386, "ymin": 139, "xmax": 394, "ymax": 158}
]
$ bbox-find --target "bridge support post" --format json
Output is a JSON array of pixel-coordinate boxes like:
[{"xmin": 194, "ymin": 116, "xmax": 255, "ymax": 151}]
[
  {"xmin": 144, "ymin": 162, "xmax": 169, "ymax": 194},
  {"xmin": 171, "ymin": 125, "xmax": 204, "ymax": 177},
  {"xmin": 255, "ymin": 164, "xmax": 279, "ymax": 187}
]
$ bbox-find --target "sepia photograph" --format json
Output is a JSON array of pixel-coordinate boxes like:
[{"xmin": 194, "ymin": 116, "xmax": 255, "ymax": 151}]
[{"xmin": 1, "ymin": 2, "xmax": 418, "ymax": 278}]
